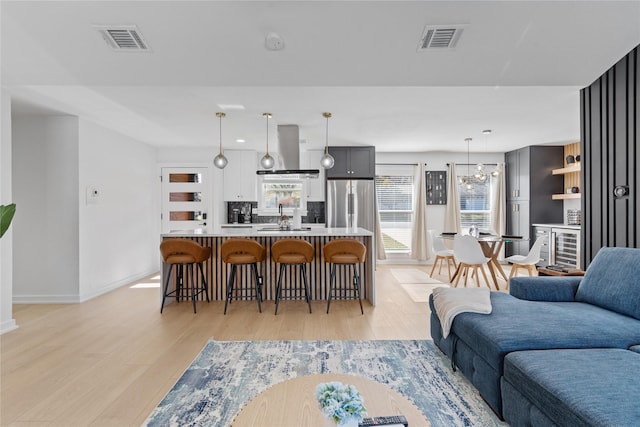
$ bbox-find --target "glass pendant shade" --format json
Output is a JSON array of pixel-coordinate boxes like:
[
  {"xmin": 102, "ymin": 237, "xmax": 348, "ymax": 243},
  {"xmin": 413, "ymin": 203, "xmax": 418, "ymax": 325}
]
[
  {"xmin": 214, "ymin": 112, "xmax": 228, "ymax": 169},
  {"xmin": 260, "ymin": 112, "xmax": 275, "ymax": 169},
  {"xmin": 320, "ymin": 151, "xmax": 335, "ymax": 169},
  {"xmin": 260, "ymin": 153, "xmax": 275, "ymax": 169},
  {"xmin": 321, "ymin": 112, "xmax": 335, "ymax": 169},
  {"xmin": 213, "ymin": 153, "xmax": 228, "ymax": 169}
]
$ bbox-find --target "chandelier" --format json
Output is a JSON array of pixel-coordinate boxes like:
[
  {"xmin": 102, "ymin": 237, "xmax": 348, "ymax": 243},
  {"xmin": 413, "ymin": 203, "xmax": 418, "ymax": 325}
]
[{"xmin": 459, "ymin": 138, "xmax": 475, "ymax": 191}]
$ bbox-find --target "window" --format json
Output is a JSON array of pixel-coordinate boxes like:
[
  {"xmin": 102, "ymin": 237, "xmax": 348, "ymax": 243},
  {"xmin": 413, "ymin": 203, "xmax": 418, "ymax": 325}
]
[
  {"xmin": 457, "ymin": 166, "xmax": 492, "ymax": 231},
  {"xmin": 257, "ymin": 176, "xmax": 307, "ymax": 215},
  {"xmin": 376, "ymin": 166, "xmax": 414, "ymax": 253}
]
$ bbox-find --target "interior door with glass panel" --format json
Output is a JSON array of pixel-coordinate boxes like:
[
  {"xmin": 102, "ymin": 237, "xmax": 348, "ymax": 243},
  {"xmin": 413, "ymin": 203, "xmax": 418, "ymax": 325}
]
[{"xmin": 161, "ymin": 167, "xmax": 209, "ymax": 232}]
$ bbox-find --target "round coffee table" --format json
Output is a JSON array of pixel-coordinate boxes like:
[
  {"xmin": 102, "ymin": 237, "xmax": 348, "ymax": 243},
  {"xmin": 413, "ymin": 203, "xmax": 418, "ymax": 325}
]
[{"xmin": 232, "ymin": 373, "xmax": 430, "ymax": 426}]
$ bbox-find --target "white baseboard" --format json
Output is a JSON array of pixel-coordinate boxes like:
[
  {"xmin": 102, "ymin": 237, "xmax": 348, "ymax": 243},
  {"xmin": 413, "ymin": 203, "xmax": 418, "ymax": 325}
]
[
  {"xmin": 0, "ymin": 319, "xmax": 18, "ymax": 335},
  {"xmin": 78, "ymin": 269, "xmax": 156, "ymax": 302},
  {"xmin": 13, "ymin": 269, "xmax": 157, "ymax": 304}
]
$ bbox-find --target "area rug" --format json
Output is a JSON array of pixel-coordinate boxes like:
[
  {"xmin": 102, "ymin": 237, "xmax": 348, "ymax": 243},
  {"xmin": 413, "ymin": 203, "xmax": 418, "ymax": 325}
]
[
  {"xmin": 400, "ymin": 282, "xmax": 449, "ymax": 302},
  {"xmin": 143, "ymin": 340, "xmax": 504, "ymax": 427},
  {"xmin": 390, "ymin": 268, "xmax": 440, "ymax": 283}
]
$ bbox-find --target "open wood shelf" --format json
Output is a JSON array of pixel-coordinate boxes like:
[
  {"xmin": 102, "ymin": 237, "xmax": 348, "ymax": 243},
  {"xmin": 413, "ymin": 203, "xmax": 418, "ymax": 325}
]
[
  {"xmin": 552, "ymin": 193, "xmax": 581, "ymax": 200},
  {"xmin": 552, "ymin": 164, "xmax": 581, "ymax": 175}
]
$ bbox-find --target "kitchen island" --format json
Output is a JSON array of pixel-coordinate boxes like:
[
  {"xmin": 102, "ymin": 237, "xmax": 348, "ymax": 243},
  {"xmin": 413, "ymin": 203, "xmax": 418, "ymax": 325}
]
[{"xmin": 161, "ymin": 226, "xmax": 376, "ymax": 306}]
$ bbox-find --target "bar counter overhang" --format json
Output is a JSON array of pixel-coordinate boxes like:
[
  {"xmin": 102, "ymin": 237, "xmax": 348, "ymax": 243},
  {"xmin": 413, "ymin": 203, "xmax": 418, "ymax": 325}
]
[{"xmin": 161, "ymin": 227, "xmax": 376, "ymax": 306}]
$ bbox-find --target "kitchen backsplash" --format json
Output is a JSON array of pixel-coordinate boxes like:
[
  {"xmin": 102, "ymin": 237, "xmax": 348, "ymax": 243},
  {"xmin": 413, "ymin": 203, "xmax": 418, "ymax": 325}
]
[{"xmin": 226, "ymin": 202, "xmax": 325, "ymax": 224}]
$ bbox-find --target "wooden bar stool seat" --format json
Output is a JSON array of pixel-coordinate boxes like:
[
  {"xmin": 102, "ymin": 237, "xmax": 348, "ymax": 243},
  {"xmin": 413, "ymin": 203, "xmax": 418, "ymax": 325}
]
[
  {"xmin": 221, "ymin": 238, "xmax": 265, "ymax": 314},
  {"xmin": 271, "ymin": 239, "xmax": 314, "ymax": 315},
  {"xmin": 323, "ymin": 239, "xmax": 366, "ymax": 314},
  {"xmin": 160, "ymin": 238, "xmax": 211, "ymax": 313}
]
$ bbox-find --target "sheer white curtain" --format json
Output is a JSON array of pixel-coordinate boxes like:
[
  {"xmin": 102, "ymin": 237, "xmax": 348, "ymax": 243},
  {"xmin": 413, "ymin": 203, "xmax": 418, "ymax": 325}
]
[
  {"xmin": 374, "ymin": 192, "xmax": 386, "ymax": 260},
  {"xmin": 444, "ymin": 163, "xmax": 462, "ymax": 233},
  {"xmin": 411, "ymin": 163, "xmax": 428, "ymax": 260}
]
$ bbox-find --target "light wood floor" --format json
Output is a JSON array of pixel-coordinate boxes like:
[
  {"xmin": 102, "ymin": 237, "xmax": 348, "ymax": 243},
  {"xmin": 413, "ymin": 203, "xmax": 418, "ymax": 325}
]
[{"xmin": 0, "ymin": 264, "xmax": 513, "ymax": 426}]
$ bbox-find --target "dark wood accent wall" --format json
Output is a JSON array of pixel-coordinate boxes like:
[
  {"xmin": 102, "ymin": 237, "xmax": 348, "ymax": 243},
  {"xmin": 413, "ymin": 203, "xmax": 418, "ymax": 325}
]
[{"xmin": 580, "ymin": 45, "xmax": 640, "ymax": 267}]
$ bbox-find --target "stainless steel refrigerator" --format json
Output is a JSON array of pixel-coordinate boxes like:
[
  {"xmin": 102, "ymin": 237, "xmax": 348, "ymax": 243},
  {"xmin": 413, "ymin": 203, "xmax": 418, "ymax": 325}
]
[{"xmin": 326, "ymin": 179, "xmax": 376, "ymax": 231}]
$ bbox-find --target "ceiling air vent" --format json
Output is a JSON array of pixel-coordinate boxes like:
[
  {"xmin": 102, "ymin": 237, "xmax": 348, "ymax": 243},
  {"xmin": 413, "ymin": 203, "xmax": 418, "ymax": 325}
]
[
  {"xmin": 94, "ymin": 25, "xmax": 151, "ymax": 51},
  {"xmin": 417, "ymin": 25, "xmax": 467, "ymax": 51}
]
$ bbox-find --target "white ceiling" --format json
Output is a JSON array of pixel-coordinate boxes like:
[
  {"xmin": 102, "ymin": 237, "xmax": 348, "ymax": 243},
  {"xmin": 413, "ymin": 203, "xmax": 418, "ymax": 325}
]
[{"xmin": 3, "ymin": 1, "xmax": 640, "ymax": 154}]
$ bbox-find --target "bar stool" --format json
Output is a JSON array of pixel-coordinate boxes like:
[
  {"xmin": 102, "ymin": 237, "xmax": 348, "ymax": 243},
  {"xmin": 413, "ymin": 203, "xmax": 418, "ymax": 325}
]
[
  {"xmin": 323, "ymin": 239, "xmax": 366, "ymax": 314},
  {"xmin": 160, "ymin": 238, "xmax": 211, "ymax": 314},
  {"xmin": 221, "ymin": 238, "xmax": 265, "ymax": 314},
  {"xmin": 271, "ymin": 238, "xmax": 314, "ymax": 315}
]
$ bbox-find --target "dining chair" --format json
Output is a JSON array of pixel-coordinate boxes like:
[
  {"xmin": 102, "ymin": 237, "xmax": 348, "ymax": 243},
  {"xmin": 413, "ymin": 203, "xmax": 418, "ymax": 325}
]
[
  {"xmin": 505, "ymin": 234, "xmax": 546, "ymax": 277},
  {"xmin": 453, "ymin": 234, "xmax": 493, "ymax": 289},
  {"xmin": 428, "ymin": 229, "xmax": 457, "ymax": 281}
]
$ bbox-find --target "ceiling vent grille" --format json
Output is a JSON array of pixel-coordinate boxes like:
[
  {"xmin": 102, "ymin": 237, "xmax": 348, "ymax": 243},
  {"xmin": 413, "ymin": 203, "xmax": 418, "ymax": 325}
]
[
  {"xmin": 94, "ymin": 25, "xmax": 151, "ymax": 51},
  {"xmin": 417, "ymin": 25, "xmax": 466, "ymax": 51}
]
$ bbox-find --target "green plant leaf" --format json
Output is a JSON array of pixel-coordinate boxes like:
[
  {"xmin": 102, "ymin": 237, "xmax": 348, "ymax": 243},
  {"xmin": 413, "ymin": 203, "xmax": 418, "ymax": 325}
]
[{"xmin": 0, "ymin": 203, "xmax": 16, "ymax": 239}]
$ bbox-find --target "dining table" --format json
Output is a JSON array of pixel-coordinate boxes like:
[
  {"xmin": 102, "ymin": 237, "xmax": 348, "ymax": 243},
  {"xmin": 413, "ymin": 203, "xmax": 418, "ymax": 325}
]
[{"xmin": 440, "ymin": 233, "xmax": 528, "ymax": 290}]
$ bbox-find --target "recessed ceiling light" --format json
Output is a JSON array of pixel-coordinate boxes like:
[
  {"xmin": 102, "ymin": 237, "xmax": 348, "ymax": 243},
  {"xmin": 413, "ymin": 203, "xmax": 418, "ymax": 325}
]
[
  {"xmin": 236, "ymin": 139, "xmax": 246, "ymax": 144},
  {"xmin": 217, "ymin": 104, "xmax": 245, "ymax": 111}
]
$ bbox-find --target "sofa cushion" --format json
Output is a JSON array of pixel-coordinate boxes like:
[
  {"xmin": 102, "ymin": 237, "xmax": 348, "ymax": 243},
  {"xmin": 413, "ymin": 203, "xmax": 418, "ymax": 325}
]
[
  {"xmin": 503, "ymin": 349, "xmax": 640, "ymax": 426},
  {"xmin": 443, "ymin": 292, "xmax": 640, "ymax": 373},
  {"xmin": 575, "ymin": 247, "xmax": 640, "ymax": 320}
]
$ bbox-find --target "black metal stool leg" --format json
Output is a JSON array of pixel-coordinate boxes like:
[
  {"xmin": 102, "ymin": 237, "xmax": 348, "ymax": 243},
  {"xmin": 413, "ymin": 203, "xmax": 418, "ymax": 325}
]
[
  {"xmin": 160, "ymin": 264, "xmax": 174, "ymax": 314},
  {"xmin": 326, "ymin": 263, "xmax": 336, "ymax": 313},
  {"xmin": 355, "ymin": 263, "xmax": 363, "ymax": 315},
  {"xmin": 251, "ymin": 263, "xmax": 262, "ymax": 313},
  {"xmin": 224, "ymin": 265, "xmax": 237, "ymax": 315},
  {"xmin": 189, "ymin": 263, "xmax": 197, "ymax": 313},
  {"xmin": 198, "ymin": 262, "xmax": 210, "ymax": 302},
  {"xmin": 274, "ymin": 264, "xmax": 285, "ymax": 315},
  {"xmin": 301, "ymin": 264, "xmax": 312, "ymax": 313}
]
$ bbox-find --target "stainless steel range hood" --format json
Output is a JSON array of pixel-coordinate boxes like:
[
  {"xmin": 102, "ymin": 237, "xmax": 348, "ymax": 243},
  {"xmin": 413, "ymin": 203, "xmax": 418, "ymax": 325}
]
[{"xmin": 256, "ymin": 124, "xmax": 320, "ymax": 178}]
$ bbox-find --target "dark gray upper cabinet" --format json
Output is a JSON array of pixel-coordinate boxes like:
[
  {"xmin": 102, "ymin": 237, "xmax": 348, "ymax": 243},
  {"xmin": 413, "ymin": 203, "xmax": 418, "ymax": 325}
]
[
  {"xmin": 326, "ymin": 146, "xmax": 375, "ymax": 179},
  {"xmin": 505, "ymin": 146, "xmax": 564, "ymax": 257}
]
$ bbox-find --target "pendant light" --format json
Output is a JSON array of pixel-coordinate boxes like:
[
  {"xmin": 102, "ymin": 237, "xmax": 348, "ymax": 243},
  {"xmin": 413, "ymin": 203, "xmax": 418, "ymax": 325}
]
[
  {"xmin": 213, "ymin": 112, "xmax": 228, "ymax": 169},
  {"xmin": 260, "ymin": 112, "xmax": 275, "ymax": 169},
  {"xmin": 320, "ymin": 112, "xmax": 335, "ymax": 169},
  {"xmin": 459, "ymin": 138, "xmax": 474, "ymax": 191}
]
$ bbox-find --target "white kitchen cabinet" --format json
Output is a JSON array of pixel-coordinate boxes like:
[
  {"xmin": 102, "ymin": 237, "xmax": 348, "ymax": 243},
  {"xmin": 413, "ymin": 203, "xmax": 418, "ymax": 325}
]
[
  {"xmin": 300, "ymin": 149, "xmax": 325, "ymax": 201},
  {"xmin": 223, "ymin": 150, "xmax": 257, "ymax": 201}
]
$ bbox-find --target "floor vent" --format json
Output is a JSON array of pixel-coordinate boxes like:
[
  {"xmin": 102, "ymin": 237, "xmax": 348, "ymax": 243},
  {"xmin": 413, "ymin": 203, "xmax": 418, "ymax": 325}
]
[
  {"xmin": 94, "ymin": 25, "xmax": 151, "ymax": 51},
  {"xmin": 417, "ymin": 25, "xmax": 466, "ymax": 51}
]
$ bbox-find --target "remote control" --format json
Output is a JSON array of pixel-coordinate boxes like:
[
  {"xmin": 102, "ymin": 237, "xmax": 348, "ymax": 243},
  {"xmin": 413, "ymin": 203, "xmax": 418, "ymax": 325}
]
[{"xmin": 359, "ymin": 415, "xmax": 408, "ymax": 426}]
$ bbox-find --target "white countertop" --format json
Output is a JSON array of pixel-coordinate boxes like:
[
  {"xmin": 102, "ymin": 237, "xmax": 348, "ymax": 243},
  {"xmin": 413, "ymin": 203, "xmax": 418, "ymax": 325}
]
[
  {"xmin": 162, "ymin": 226, "xmax": 373, "ymax": 238},
  {"xmin": 532, "ymin": 223, "xmax": 581, "ymax": 230}
]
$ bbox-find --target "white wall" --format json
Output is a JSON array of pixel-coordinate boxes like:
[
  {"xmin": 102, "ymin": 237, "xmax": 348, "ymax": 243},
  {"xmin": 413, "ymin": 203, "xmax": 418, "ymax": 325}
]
[
  {"xmin": 0, "ymin": 92, "xmax": 17, "ymax": 333},
  {"xmin": 11, "ymin": 115, "xmax": 159, "ymax": 303},
  {"xmin": 12, "ymin": 115, "xmax": 80, "ymax": 302},
  {"xmin": 78, "ymin": 119, "xmax": 159, "ymax": 301}
]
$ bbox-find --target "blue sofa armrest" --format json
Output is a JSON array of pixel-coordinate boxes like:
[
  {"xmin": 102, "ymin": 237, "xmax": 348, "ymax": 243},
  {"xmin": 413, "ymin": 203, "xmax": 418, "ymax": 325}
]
[{"xmin": 509, "ymin": 276, "xmax": 582, "ymax": 301}]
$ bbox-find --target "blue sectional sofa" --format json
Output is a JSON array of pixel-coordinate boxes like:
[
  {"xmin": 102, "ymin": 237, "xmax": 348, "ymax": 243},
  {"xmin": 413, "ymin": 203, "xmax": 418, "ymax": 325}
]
[{"xmin": 429, "ymin": 247, "xmax": 640, "ymax": 425}]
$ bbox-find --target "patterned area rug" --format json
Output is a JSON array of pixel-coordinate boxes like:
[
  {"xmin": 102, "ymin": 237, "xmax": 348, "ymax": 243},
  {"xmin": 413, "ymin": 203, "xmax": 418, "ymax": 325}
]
[{"xmin": 144, "ymin": 340, "xmax": 504, "ymax": 427}]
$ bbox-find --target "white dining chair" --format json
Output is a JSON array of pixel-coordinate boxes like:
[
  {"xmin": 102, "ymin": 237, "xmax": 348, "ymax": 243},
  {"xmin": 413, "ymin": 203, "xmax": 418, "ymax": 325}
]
[
  {"xmin": 428, "ymin": 230, "xmax": 457, "ymax": 281},
  {"xmin": 505, "ymin": 234, "xmax": 546, "ymax": 277},
  {"xmin": 453, "ymin": 234, "xmax": 493, "ymax": 289}
]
